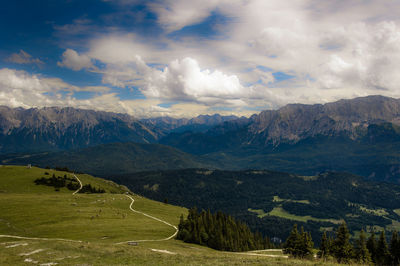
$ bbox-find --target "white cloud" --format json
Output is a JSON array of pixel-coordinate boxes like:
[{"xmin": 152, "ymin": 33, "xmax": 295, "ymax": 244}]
[
  {"xmin": 57, "ymin": 49, "xmax": 94, "ymax": 71},
  {"xmin": 0, "ymin": 68, "xmax": 111, "ymax": 108},
  {"xmin": 42, "ymin": 0, "xmax": 400, "ymax": 117},
  {"xmin": 141, "ymin": 57, "xmax": 244, "ymax": 104},
  {"xmin": 0, "ymin": 68, "xmax": 71, "ymax": 108},
  {"xmin": 147, "ymin": 0, "xmax": 231, "ymax": 32},
  {"xmin": 0, "ymin": 67, "xmax": 247, "ymax": 118},
  {"xmin": 7, "ymin": 50, "xmax": 44, "ymax": 66}
]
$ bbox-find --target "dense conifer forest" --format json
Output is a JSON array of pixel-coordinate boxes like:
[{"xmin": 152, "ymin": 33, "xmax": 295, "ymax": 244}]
[
  {"xmin": 284, "ymin": 222, "xmax": 400, "ymax": 264},
  {"xmin": 177, "ymin": 207, "xmax": 274, "ymax": 252},
  {"xmin": 112, "ymin": 169, "xmax": 400, "ymax": 244}
]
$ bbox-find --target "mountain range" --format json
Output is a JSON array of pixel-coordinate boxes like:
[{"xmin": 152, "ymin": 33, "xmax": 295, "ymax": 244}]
[
  {"xmin": 2, "ymin": 95, "xmax": 400, "ymax": 182},
  {"xmin": 161, "ymin": 95, "xmax": 400, "ymax": 154},
  {"xmin": 0, "ymin": 106, "xmax": 156, "ymax": 153}
]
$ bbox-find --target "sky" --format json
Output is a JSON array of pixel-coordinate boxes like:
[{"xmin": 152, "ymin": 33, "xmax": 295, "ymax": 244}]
[{"xmin": 1, "ymin": 0, "xmax": 400, "ymax": 118}]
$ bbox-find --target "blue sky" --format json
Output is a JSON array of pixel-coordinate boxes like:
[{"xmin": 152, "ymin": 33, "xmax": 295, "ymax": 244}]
[{"xmin": 1, "ymin": 0, "xmax": 400, "ymax": 118}]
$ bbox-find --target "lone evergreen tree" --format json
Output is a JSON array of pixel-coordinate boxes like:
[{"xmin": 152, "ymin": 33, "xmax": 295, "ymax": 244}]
[
  {"xmin": 283, "ymin": 224, "xmax": 313, "ymax": 259},
  {"xmin": 390, "ymin": 230, "xmax": 400, "ymax": 265},
  {"xmin": 332, "ymin": 222, "xmax": 353, "ymax": 263},
  {"xmin": 283, "ymin": 224, "xmax": 299, "ymax": 255},
  {"xmin": 376, "ymin": 230, "xmax": 390, "ymax": 265},
  {"xmin": 318, "ymin": 231, "xmax": 330, "ymax": 259},
  {"xmin": 354, "ymin": 229, "xmax": 371, "ymax": 264},
  {"xmin": 367, "ymin": 228, "xmax": 377, "ymax": 263}
]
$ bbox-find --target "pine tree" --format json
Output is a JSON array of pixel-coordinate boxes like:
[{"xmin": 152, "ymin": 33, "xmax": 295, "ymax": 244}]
[
  {"xmin": 318, "ymin": 231, "xmax": 330, "ymax": 259},
  {"xmin": 333, "ymin": 222, "xmax": 353, "ymax": 263},
  {"xmin": 376, "ymin": 230, "xmax": 390, "ymax": 265},
  {"xmin": 283, "ymin": 224, "xmax": 299, "ymax": 255},
  {"xmin": 304, "ymin": 231, "xmax": 314, "ymax": 259},
  {"xmin": 354, "ymin": 229, "xmax": 371, "ymax": 264},
  {"xmin": 283, "ymin": 225, "xmax": 313, "ymax": 258},
  {"xmin": 390, "ymin": 230, "xmax": 400, "ymax": 266},
  {"xmin": 367, "ymin": 228, "xmax": 377, "ymax": 263}
]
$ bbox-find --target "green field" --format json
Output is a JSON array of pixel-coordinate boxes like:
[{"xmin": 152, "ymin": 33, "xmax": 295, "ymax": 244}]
[
  {"xmin": 268, "ymin": 207, "xmax": 342, "ymax": 224},
  {"xmin": 0, "ymin": 165, "xmax": 344, "ymax": 265},
  {"xmin": 272, "ymin": 195, "xmax": 310, "ymax": 204}
]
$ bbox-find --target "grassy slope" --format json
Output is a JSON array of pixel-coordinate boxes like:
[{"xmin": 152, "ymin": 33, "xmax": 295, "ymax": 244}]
[{"xmin": 0, "ymin": 165, "xmax": 328, "ymax": 265}]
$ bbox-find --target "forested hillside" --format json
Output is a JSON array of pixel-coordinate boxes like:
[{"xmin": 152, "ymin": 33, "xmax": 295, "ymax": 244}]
[{"xmin": 112, "ymin": 169, "xmax": 400, "ymax": 244}]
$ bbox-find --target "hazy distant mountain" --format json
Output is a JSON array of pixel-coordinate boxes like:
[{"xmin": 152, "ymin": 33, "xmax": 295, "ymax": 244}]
[
  {"xmin": 141, "ymin": 114, "xmax": 240, "ymax": 137},
  {"xmin": 0, "ymin": 106, "xmax": 157, "ymax": 154}
]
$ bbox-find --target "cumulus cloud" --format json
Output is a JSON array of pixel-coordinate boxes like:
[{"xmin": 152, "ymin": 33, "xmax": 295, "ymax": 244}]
[
  {"xmin": 57, "ymin": 49, "xmax": 94, "ymax": 71},
  {"xmin": 141, "ymin": 57, "xmax": 244, "ymax": 104},
  {"xmin": 0, "ymin": 68, "xmax": 72, "ymax": 108},
  {"xmin": 20, "ymin": 0, "xmax": 400, "ymax": 117},
  {"xmin": 0, "ymin": 68, "xmax": 112, "ymax": 108},
  {"xmin": 0, "ymin": 67, "xmax": 241, "ymax": 118},
  {"xmin": 7, "ymin": 50, "xmax": 44, "ymax": 66},
  {"xmin": 312, "ymin": 21, "xmax": 400, "ymax": 93}
]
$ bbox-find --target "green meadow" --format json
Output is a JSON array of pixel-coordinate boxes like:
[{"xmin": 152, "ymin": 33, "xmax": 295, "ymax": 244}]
[{"xmin": 0, "ymin": 165, "xmax": 345, "ymax": 265}]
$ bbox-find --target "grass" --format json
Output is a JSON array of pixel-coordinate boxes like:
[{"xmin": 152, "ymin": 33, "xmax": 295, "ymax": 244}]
[
  {"xmin": 0, "ymin": 238, "xmax": 349, "ymax": 266},
  {"xmin": 272, "ymin": 195, "xmax": 310, "ymax": 204},
  {"xmin": 0, "ymin": 165, "xmax": 347, "ymax": 265},
  {"xmin": 248, "ymin": 208, "xmax": 268, "ymax": 218},
  {"xmin": 394, "ymin": 209, "xmax": 400, "ymax": 216},
  {"xmin": 357, "ymin": 205, "xmax": 388, "ymax": 216},
  {"xmin": 268, "ymin": 207, "xmax": 342, "ymax": 224},
  {"xmin": 0, "ymin": 166, "xmax": 186, "ymax": 243}
]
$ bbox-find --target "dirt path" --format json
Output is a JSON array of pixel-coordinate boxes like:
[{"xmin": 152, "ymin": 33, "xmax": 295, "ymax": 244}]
[
  {"xmin": 115, "ymin": 195, "xmax": 178, "ymax": 244},
  {"xmin": 72, "ymin": 174, "xmax": 83, "ymax": 195},
  {"xmin": 224, "ymin": 251, "xmax": 289, "ymax": 258},
  {"xmin": 0, "ymin": 234, "xmax": 82, "ymax": 243}
]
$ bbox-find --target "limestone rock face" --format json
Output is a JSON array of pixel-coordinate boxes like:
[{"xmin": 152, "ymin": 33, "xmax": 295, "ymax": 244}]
[
  {"xmin": 0, "ymin": 106, "xmax": 157, "ymax": 153},
  {"xmin": 247, "ymin": 95, "xmax": 400, "ymax": 145}
]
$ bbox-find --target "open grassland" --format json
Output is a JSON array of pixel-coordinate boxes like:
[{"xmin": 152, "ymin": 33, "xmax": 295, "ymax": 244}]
[
  {"xmin": 0, "ymin": 238, "xmax": 350, "ymax": 266},
  {"xmin": 273, "ymin": 195, "xmax": 310, "ymax": 204},
  {"xmin": 268, "ymin": 206, "xmax": 343, "ymax": 224},
  {"xmin": 0, "ymin": 165, "xmax": 349, "ymax": 265},
  {"xmin": 0, "ymin": 165, "xmax": 185, "ymax": 243}
]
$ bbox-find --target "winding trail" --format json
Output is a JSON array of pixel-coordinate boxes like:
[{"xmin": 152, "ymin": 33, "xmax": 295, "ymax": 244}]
[
  {"xmin": 115, "ymin": 195, "xmax": 178, "ymax": 244},
  {"xmin": 72, "ymin": 174, "xmax": 83, "ymax": 195},
  {"xmin": 0, "ymin": 235, "xmax": 82, "ymax": 243},
  {"xmin": 223, "ymin": 251, "xmax": 288, "ymax": 258}
]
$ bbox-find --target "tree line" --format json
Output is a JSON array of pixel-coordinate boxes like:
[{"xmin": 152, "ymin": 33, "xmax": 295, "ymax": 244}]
[
  {"xmin": 35, "ymin": 173, "xmax": 79, "ymax": 191},
  {"xmin": 34, "ymin": 173, "xmax": 105, "ymax": 193},
  {"xmin": 177, "ymin": 207, "xmax": 274, "ymax": 252},
  {"xmin": 284, "ymin": 222, "xmax": 400, "ymax": 265}
]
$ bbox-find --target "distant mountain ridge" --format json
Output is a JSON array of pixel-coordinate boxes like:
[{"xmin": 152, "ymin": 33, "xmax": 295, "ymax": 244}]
[
  {"xmin": 248, "ymin": 95, "xmax": 400, "ymax": 145},
  {"xmin": 0, "ymin": 106, "xmax": 241, "ymax": 154},
  {"xmin": 140, "ymin": 114, "xmax": 241, "ymax": 137},
  {"xmin": 2, "ymin": 95, "xmax": 400, "ymax": 183},
  {"xmin": 0, "ymin": 106, "xmax": 157, "ymax": 154},
  {"xmin": 161, "ymin": 95, "xmax": 400, "ymax": 153}
]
